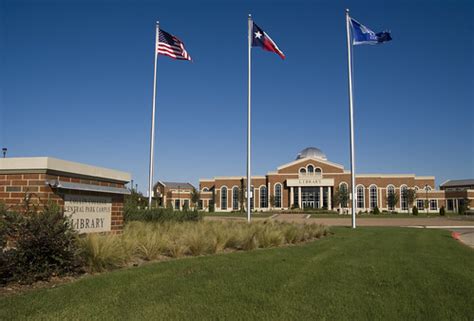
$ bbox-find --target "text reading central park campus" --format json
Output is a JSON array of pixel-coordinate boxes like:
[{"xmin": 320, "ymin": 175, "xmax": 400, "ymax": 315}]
[{"xmin": 1, "ymin": 1, "xmax": 473, "ymax": 320}]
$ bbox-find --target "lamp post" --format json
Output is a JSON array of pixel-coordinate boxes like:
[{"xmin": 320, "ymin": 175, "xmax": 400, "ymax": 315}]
[{"xmin": 2, "ymin": 148, "xmax": 7, "ymax": 158}]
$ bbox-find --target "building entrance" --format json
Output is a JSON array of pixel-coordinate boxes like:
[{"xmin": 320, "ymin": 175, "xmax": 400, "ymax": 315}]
[{"xmin": 301, "ymin": 187, "xmax": 320, "ymax": 209}]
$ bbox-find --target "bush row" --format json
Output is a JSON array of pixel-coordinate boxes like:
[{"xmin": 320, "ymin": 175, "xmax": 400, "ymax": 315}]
[
  {"xmin": 79, "ymin": 221, "xmax": 329, "ymax": 272},
  {"xmin": 124, "ymin": 207, "xmax": 203, "ymax": 223}
]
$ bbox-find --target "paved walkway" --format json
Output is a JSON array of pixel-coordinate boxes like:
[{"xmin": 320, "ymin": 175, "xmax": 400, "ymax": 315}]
[{"xmin": 448, "ymin": 228, "xmax": 474, "ymax": 248}]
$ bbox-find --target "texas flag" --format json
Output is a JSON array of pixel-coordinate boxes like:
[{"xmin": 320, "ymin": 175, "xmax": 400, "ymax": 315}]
[{"xmin": 251, "ymin": 22, "xmax": 285, "ymax": 60}]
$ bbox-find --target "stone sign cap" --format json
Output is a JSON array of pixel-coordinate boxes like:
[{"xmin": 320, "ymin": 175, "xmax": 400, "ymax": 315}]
[{"xmin": 0, "ymin": 157, "xmax": 131, "ymax": 183}]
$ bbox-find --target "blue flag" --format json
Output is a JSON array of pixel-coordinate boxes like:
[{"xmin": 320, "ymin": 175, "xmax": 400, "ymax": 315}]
[{"xmin": 350, "ymin": 18, "xmax": 392, "ymax": 45}]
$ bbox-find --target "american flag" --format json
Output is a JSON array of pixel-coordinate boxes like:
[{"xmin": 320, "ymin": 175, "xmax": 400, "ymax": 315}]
[{"xmin": 157, "ymin": 29, "xmax": 192, "ymax": 61}]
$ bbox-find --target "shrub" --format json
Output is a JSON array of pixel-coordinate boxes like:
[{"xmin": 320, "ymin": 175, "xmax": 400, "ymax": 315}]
[
  {"xmin": 372, "ymin": 206, "xmax": 380, "ymax": 215},
  {"xmin": 1, "ymin": 203, "xmax": 82, "ymax": 284},
  {"xmin": 440, "ymin": 206, "xmax": 445, "ymax": 216},
  {"xmin": 124, "ymin": 207, "xmax": 202, "ymax": 223},
  {"xmin": 412, "ymin": 206, "xmax": 418, "ymax": 216},
  {"xmin": 78, "ymin": 234, "xmax": 128, "ymax": 272}
]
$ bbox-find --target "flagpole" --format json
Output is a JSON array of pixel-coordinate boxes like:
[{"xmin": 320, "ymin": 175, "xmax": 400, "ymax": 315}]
[
  {"xmin": 345, "ymin": 9, "xmax": 357, "ymax": 229},
  {"xmin": 247, "ymin": 14, "xmax": 252, "ymax": 223},
  {"xmin": 148, "ymin": 21, "xmax": 159, "ymax": 208}
]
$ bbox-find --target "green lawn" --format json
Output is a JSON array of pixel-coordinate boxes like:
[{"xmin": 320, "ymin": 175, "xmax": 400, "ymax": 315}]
[
  {"xmin": 1, "ymin": 227, "xmax": 473, "ymax": 320},
  {"xmin": 204, "ymin": 211, "xmax": 274, "ymax": 218}
]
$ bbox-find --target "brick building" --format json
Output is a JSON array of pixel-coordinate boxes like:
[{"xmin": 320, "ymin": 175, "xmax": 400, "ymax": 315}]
[
  {"xmin": 154, "ymin": 181, "xmax": 196, "ymax": 210},
  {"xmin": 0, "ymin": 157, "xmax": 131, "ymax": 233},
  {"xmin": 198, "ymin": 147, "xmax": 473, "ymax": 213}
]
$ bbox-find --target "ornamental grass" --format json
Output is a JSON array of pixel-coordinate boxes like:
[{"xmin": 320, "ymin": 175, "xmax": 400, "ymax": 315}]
[{"xmin": 79, "ymin": 221, "xmax": 329, "ymax": 273}]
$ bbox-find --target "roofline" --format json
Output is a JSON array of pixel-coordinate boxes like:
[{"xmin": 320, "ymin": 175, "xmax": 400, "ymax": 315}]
[
  {"xmin": 0, "ymin": 157, "xmax": 131, "ymax": 182},
  {"xmin": 277, "ymin": 157, "xmax": 345, "ymax": 171}
]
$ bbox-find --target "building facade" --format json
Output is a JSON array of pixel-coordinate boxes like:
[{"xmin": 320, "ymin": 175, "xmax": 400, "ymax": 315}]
[
  {"xmin": 154, "ymin": 181, "xmax": 196, "ymax": 210},
  {"xmin": 198, "ymin": 147, "xmax": 472, "ymax": 213}
]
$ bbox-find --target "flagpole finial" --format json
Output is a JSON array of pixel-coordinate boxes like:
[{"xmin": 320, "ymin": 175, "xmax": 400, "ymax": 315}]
[
  {"xmin": 248, "ymin": 13, "xmax": 252, "ymax": 19},
  {"xmin": 346, "ymin": 8, "xmax": 349, "ymax": 14}
]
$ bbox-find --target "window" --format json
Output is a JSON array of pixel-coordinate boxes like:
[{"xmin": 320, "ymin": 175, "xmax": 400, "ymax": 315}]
[
  {"xmin": 275, "ymin": 184, "xmax": 282, "ymax": 208},
  {"xmin": 184, "ymin": 200, "xmax": 189, "ymax": 209},
  {"xmin": 221, "ymin": 187, "xmax": 227, "ymax": 210},
  {"xmin": 416, "ymin": 199, "xmax": 424, "ymax": 210},
  {"xmin": 175, "ymin": 199, "xmax": 180, "ymax": 210},
  {"xmin": 339, "ymin": 183, "xmax": 348, "ymax": 207},
  {"xmin": 232, "ymin": 187, "xmax": 239, "ymax": 210},
  {"xmin": 293, "ymin": 188, "xmax": 299, "ymax": 207},
  {"xmin": 369, "ymin": 185, "xmax": 378, "ymax": 209},
  {"xmin": 202, "ymin": 187, "xmax": 209, "ymax": 192},
  {"xmin": 424, "ymin": 186, "xmax": 432, "ymax": 192},
  {"xmin": 315, "ymin": 168, "xmax": 322, "ymax": 178},
  {"xmin": 307, "ymin": 165, "xmax": 314, "ymax": 173},
  {"xmin": 387, "ymin": 185, "xmax": 395, "ymax": 210},
  {"xmin": 260, "ymin": 186, "xmax": 268, "ymax": 208},
  {"xmin": 430, "ymin": 199, "xmax": 437, "ymax": 211},
  {"xmin": 357, "ymin": 186, "xmax": 365, "ymax": 209},
  {"xmin": 198, "ymin": 200, "xmax": 203, "ymax": 210},
  {"xmin": 250, "ymin": 186, "xmax": 255, "ymax": 210},
  {"xmin": 401, "ymin": 186, "xmax": 408, "ymax": 210},
  {"xmin": 299, "ymin": 168, "xmax": 306, "ymax": 174}
]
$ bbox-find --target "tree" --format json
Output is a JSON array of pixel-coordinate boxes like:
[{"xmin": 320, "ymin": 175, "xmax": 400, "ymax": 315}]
[
  {"xmin": 124, "ymin": 190, "xmax": 147, "ymax": 213},
  {"xmin": 269, "ymin": 195, "xmax": 276, "ymax": 210},
  {"xmin": 190, "ymin": 188, "xmax": 200, "ymax": 210},
  {"xmin": 386, "ymin": 190, "xmax": 399, "ymax": 213},
  {"xmin": 458, "ymin": 198, "xmax": 471, "ymax": 215},
  {"xmin": 402, "ymin": 188, "xmax": 417, "ymax": 214},
  {"xmin": 424, "ymin": 199, "xmax": 429, "ymax": 214},
  {"xmin": 334, "ymin": 186, "xmax": 349, "ymax": 208}
]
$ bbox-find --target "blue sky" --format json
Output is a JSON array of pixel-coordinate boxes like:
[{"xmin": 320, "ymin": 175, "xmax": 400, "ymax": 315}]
[{"xmin": 1, "ymin": 0, "xmax": 473, "ymax": 193}]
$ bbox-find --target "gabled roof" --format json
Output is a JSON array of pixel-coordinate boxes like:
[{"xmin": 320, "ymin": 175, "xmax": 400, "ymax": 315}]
[
  {"xmin": 277, "ymin": 157, "xmax": 344, "ymax": 171},
  {"xmin": 158, "ymin": 181, "xmax": 195, "ymax": 189},
  {"xmin": 440, "ymin": 179, "xmax": 474, "ymax": 188}
]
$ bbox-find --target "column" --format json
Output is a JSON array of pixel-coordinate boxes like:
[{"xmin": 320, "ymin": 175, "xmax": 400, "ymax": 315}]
[
  {"xmin": 298, "ymin": 187, "xmax": 302, "ymax": 208},
  {"xmin": 328, "ymin": 186, "xmax": 332, "ymax": 210},
  {"xmin": 290, "ymin": 187, "xmax": 294, "ymax": 207},
  {"xmin": 319, "ymin": 186, "xmax": 323, "ymax": 208}
]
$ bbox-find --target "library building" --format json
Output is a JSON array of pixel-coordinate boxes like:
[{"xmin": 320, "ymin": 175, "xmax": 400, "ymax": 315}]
[{"xmin": 195, "ymin": 147, "xmax": 473, "ymax": 213}]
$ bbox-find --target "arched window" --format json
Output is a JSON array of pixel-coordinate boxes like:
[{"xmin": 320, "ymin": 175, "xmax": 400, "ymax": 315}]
[
  {"xmin": 424, "ymin": 186, "xmax": 432, "ymax": 191},
  {"xmin": 275, "ymin": 184, "xmax": 282, "ymax": 208},
  {"xmin": 387, "ymin": 185, "xmax": 395, "ymax": 210},
  {"xmin": 357, "ymin": 185, "xmax": 365, "ymax": 209},
  {"xmin": 315, "ymin": 168, "xmax": 322, "ymax": 178},
  {"xmin": 299, "ymin": 168, "xmax": 306, "ymax": 174},
  {"xmin": 307, "ymin": 165, "xmax": 314, "ymax": 173},
  {"xmin": 221, "ymin": 187, "xmax": 227, "ymax": 210},
  {"xmin": 232, "ymin": 186, "xmax": 239, "ymax": 210},
  {"xmin": 260, "ymin": 186, "xmax": 268, "ymax": 208},
  {"xmin": 339, "ymin": 182, "xmax": 348, "ymax": 208},
  {"xmin": 400, "ymin": 185, "xmax": 408, "ymax": 210},
  {"xmin": 369, "ymin": 185, "xmax": 378, "ymax": 209},
  {"xmin": 202, "ymin": 187, "xmax": 209, "ymax": 192}
]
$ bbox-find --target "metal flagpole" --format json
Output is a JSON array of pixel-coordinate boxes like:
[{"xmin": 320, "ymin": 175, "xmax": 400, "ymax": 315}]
[
  {"xmin": 247, "ymin": 14, "xmax": 252, "ymax": 223},
  {"xmin": 148, "ymin": 22, "xmax": 159, "ymax": 208},
  {"xmin": 345, "ymin": 9, "xmax": 357, "ymax": 228}
]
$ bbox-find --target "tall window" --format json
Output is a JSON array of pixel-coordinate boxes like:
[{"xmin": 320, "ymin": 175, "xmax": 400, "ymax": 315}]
[
  {"xmin": 416, "ymin": 199, "xmax": 424, "ymax": 210},
  {"xmin": 260, "ymin": 186, "xmax": 268, "ymax": 208},
  {"xmin": 175, "ymin": 199, "xmax": 180, "ymax": 210},
  {"xmin": 339, "ymin": 183, "xmax": 348, "ymax": 207},
  {"xmin": 369, "ymin": 185, "xmax": 378, "ymax": 209},
  {"xmin": 250, "ymin": 186, "xmax": 254, "ymax": 210},
  {"xmin": 307, "ymin": 165, "xmax": 314, "ymax": 173},
  {"xmin": 387, "ymin": 185, "xmax": 395, "ymax": 210},
  {"xmin": 232, "ymin": 187, "xmax": 239, "ymax": 210},
  {"xmin": 275, "ymin": 184, "xmax": 282, "ymax": 208},
  {"xmin": 401, "ymin": 185, "xmax": 408, "ymax": 210},
  {"xmin": 221, "ymin": 187, "xmax": 227, "ymax": 210},
  {"xmin": 357, "ymin": 186, "xmax": 365, "ymax": 209},
  {"xmin": 430, "ymin": 199, "xmax": 437, "ymax": 211}
]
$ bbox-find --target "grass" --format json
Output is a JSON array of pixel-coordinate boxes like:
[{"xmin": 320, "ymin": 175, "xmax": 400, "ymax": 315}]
[
  {"xmin": 77, "ymin": 221, "xmax": 327, "ymax": 272},
  {"xmin": 204, "ymin": 211, "xmax": 274, "ymax": 218},
  {"xmin": 1, "ymin": 227, "xmax": 473, "ymax": 320}
]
